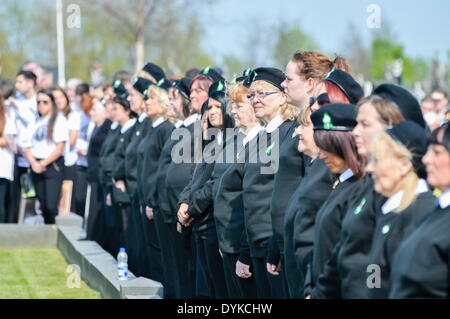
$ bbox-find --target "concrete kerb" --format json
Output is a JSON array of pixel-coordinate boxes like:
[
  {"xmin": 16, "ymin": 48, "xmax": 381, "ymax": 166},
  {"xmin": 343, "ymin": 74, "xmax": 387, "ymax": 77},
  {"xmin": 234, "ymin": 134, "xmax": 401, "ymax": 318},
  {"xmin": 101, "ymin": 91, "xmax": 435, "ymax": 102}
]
[{"xmin": 55, "ymin": 213, "xmax": 163, "ymax": 299}]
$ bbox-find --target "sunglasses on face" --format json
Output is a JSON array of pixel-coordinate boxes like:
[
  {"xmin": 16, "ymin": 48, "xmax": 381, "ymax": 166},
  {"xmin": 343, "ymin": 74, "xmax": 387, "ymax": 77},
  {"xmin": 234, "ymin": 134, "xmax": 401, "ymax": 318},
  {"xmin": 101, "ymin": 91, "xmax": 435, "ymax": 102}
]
[{"xmin": 309, "ymin": 93, "xmax": 330, "ymax": 109}]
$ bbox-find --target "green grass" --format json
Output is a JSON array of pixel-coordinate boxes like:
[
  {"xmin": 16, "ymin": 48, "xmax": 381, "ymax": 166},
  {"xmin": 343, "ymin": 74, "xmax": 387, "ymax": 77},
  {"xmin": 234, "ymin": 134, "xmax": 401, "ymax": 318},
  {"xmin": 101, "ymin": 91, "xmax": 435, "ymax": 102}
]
[{"xmin": 0, "ymin": 248, "xmax": 101, "ymax": 299}]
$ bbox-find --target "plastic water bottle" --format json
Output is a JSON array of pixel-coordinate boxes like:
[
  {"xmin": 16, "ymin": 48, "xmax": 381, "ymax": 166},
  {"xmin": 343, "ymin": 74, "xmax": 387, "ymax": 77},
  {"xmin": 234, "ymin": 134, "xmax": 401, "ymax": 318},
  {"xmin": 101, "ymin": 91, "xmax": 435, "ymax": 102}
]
[{"xmin": 117, "ymin": 248, "xmax": 128, "ymax": 281}]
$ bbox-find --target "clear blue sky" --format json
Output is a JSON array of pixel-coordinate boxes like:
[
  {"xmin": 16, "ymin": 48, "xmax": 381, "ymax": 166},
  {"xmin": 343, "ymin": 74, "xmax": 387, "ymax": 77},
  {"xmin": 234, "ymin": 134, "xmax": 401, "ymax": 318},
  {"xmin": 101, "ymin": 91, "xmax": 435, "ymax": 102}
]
[{"xmin": 200, "ymin": 0, "xmax": 450, "ymax": 64}]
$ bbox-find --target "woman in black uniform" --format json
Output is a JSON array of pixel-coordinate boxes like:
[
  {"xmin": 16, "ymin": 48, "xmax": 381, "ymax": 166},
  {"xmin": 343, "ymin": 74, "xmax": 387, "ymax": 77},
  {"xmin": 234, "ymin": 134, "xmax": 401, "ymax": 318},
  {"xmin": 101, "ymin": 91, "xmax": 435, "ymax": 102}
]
[
  {"xmin": 365, "ymin": 120, "xmax": 434, "ymax": 298},
  {"xmin": 240, "ymin": 67, "xmax": 297, "ymax": 298},
  {"xmin": 389, "ymin": 123, "xmax": 449, "ymax": 298},
  {"xmin": 154, "ymin": 77, "xmax": 191, "ymax": 299},
  {"xmin": 122, "ymin": 77, "xmax": 153, "ymax": 277},
  {"xmin": 110, "ymin": 95, "xmax": 137, "ymax": 263},
  {"xmin": 311, "ymin": 84, "xmax": 426, "ymax": 299},
  {"xmin": 139, "ymin": 82, "xmax": 174, "ymax": 284},
  {"xmin": 304, "ymin": 103, "xmax": 366, "ymax": 298},
  {"xmin": 85, "ymin": 99, "xmax": 111, "ymax": 244},
  {"xmin": 164, "ymin": 67, "xmax": 223, "ymax": 298},
  {"xmin": 177, "ymin": 80, "xmax": 235, "ymax": 299},
  {"xmin": 24, "ymin": 89, "xmax": 69, "ymax": 224}
]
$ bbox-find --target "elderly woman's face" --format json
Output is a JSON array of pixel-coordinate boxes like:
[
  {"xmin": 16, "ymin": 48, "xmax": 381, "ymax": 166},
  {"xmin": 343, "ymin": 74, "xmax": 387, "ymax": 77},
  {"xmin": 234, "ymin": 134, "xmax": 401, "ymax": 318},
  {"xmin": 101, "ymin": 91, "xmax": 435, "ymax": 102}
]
[
  {"xmin": 128, "ymin": 89, "xmax": 144, "ymax": 114},
  {"xmin": 423, "ymin": 141, "xmax": 450, "ymax": 191},
  {"xmin": 190, "ymin": 80, "xmax": 209, "ymax": 114},
  {"xmin": 353, "ymin": 102, "xmax": 387, "ymax": 158},
  {"xmin": 366, "ymin": 144, "xmax": 411, "ymax": 197},
  {"xmin": 167, "ymin": 88, "xmax": 184, "ymax": 120},
  {"xmin": 296, "ymin": 119, "xmax": 316, "ymax": 157},
  {"xmin": 231, "ymin": 98, "xmax": 256, "ymax": 130},
  {"xmin": 249, "ymin": 81, "xmax": 283, "ymax": 125}
]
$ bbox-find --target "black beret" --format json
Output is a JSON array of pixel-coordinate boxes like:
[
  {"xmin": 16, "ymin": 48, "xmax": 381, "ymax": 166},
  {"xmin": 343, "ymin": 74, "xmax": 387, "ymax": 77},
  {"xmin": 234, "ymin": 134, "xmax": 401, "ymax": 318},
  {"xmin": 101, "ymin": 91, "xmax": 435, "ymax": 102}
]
[
  {"xmin": 155, "ymin": 77, "xmax": 172, "ymax": 91},
  {"xmin": 386, "ymin": 120, "xmax": 428, "ymax": 178},
  {"xmin": 233, "ymin": 68, "xmax": 252, "ymax": 87},
  {"xmin": 112, "ymin": 79, "xmax": 129, "ymax": 100},
  {"xmin": 208, "ymin": 80, "xmax": 226, "ymax": 101},
  {"xmin": 200, "ymin": 66, "xmax": 225, "ymax": 83},
  {"xmin": 373, "ymin": 83, "xmax": 426, "ymax": 128},
  {"xmin": 132, "ymin": 77, "xmax": 153, "ymax": 97},
  {"xmin": 172, "ymin": 77, "xmax": 191, "ymax": 100},
  {"xmin": 324, "ymin": 68, "xmax": 364, "ymax": 104},
  {"xmin": 142, "ymin": 62, "xmax": 166, "ymax": 82},
  {"xmin": 248, "ymin": 67, "xmax": 286, "ymax": 91},
  {"xmin": 311, "ymin": 103, "xmax": 357, "ymax": 131}
]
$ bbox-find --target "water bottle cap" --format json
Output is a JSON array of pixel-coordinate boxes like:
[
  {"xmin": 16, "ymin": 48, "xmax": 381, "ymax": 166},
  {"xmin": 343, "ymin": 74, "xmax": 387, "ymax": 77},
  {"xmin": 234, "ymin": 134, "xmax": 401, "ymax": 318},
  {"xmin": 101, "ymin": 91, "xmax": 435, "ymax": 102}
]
[{"xmin": 119, "ymin": 247, "xmax": 125, "ymax": 252}]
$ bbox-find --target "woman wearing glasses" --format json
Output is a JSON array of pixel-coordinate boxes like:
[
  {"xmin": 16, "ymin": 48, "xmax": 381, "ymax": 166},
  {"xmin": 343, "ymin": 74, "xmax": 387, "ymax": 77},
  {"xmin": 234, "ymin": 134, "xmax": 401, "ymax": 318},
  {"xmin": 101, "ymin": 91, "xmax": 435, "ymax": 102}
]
[
  {"xmin": 279, "ymin": 51, "xmax": 350, "ymax": 298},
  {"xmin": 240, "ymin": 67, "xmax": 297, "ymax": 298},
  {"xmin": 24, "ymin": 89, "xmax": 69, "ymax": 224}
]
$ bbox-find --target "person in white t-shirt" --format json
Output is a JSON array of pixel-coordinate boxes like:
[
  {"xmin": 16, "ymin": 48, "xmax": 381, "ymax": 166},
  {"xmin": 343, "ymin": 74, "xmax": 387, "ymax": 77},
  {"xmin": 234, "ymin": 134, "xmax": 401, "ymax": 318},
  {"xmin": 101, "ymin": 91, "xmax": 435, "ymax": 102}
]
[
  {"xmin": 24, "ymin": 89, "xmax": 69, "ymax": 224},
  {"xmin": 0, "ymin": 93, "xmax": 17, "ymax": 223},
  {"xmin": 52, "ymin": 85, "xmax": 80, "ymax": 214}
]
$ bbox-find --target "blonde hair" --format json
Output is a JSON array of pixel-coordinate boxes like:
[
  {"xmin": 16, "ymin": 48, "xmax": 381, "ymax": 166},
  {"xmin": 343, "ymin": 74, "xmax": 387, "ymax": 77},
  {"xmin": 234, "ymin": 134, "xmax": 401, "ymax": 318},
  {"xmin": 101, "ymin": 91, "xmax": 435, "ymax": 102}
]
[
  {"xmin": 250, "ymin": 80, "xmax": 298, "ymax": 121},
  {"xmin": 148, "ymin": 85, "xmax": 169, "ymax": 117},
  {"xmin": 136, "ymin": 70, "xmax": 156, "ymax": 83},
  {"xmin": 371, "ymin": 132, "xmax": 419, "ymax": 212},
  {"xmin": 297, "ymin": 105, "xmax": 312, "ymax": 125}
]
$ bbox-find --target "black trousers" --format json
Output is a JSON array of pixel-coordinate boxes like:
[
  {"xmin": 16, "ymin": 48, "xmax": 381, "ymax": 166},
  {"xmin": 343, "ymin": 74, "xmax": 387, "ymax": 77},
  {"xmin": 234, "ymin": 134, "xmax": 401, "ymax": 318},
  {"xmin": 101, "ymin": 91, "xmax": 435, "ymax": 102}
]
[
  {"xmin": 222, "ymin": 252, "xmax": 258, "ymax": 299},
  {"xmin": 73, "ymin": 165, "xmax": 88, "ymax": 218},
  {"xmin": 86, "ymin": 182, "xmax": 105, "ymax": 244},
  {"xmin": 6, "ymin": 162, "xmax": 27, "ymax": 223},
  {"xmin": 101, "ymin": 185, "xmax": 119, "ymax": 256},
  {"xmin": 31, "ymin": 157, "xmax": 64, "ymax": 224},
  {"xmin": 118, "ymin": 203, "xmax": 140, "ymax": 276},
  {"xmin": 130, "ymin": 204, "xmax": 145, "ymax": 278},
  {"xmin": 194, "ymin": 225, "xmax": 229, "ymax": 299},
  {"xmin": 251, "ymin": 255, "xmax": 290, "ymax": 299},
  {"xmin": 0, "ymin": 178, "xmax": 9, "ymax": 223}
]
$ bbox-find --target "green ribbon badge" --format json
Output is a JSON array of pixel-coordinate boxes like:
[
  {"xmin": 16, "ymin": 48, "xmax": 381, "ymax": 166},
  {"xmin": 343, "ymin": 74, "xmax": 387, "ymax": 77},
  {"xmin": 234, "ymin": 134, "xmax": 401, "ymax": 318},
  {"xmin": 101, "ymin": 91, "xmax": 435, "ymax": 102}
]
[
  {"xmin": 203, "ymin": 66, "xmax": 210, "ymax": 74},
  {"xmin": 217, "ymin": 81, "xmax": 224, "ymax": 92},
  {"xmin": 322, "ymin": 112, "xmax": 333, "ymax": 130},
  {"xmin": 113, "ymin": 80, "xmax": 121, "ymax": 88},
  {"xmin": 143, "ymin": 89, "xmax": 148, "ymax": 97},
  {"xmin": 354, "ymin": 197, "xmax": 366, "ymax": 215},
  {"xmin": 157, "ymin": 78, "xmax": 165, "ymax": 87},
  {"xmin": 325, "ymin": 67, "xmax": 335, "ymax": 79},
  {"xmin": 292, "ymin": 128, "xmax": 298, "ymax": 139},
  {"xmin": 244, "ymin": 68, "xmax": 251, "ymax": 76},
  {"xmin": 232, "ymin": 75, "xmax": 237, "ymax": 84},
  {"xmin": 265, "ymin": 142, "xmax": 275, "ymax": 155},
  {"xmin": 381, "ymin": 224, "xmax": 390, "ymax": 235}
]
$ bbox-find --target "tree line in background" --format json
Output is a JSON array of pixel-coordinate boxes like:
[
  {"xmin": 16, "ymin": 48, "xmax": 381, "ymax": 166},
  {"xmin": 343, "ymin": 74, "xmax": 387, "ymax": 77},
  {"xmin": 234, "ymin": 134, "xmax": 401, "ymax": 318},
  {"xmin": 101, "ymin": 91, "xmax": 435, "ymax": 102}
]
[{"xmin": 0, "ymin": 0, "xmax": 448, "ymax": 94}]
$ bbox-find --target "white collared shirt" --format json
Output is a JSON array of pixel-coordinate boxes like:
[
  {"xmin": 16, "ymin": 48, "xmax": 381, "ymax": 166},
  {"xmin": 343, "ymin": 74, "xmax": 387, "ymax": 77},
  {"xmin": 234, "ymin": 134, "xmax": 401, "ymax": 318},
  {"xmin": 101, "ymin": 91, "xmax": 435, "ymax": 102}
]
[
  {"xmin": 439, "ymin": 189, "xmax": 450, "ymax": 209},
  {"xmin": 339, "ymin": 168, "xmax": 354, "ymax": 183},
  {"xmin": 381, "ymin": 179, "xmax": 429, "ymax": 215},
  {"xmin": 0, "ymin": 111, "xmax": 17, "ymax": 181},
  {"xmin": 243, "ymin": 124, "xmax": 263, "ymax": 146},
  {"xmin": 264, "ymin": 114, "xmax": 284, "ymax": 133},
  {"xmin": 120, "ymin": 118, "xmax": 137, "ymax": 134},
  {"xmin": 138, "ymin": 113, "xmax": 147, "ymax": 123},
  {"xmin": 111, "ymin": 121, "xmax": 119, "ymax": 130},
  {"xmin": 183, "ymin": 113, "xmax": 201, "ymax": 127},
  {"xmin": 152, "ymin": 117, "xmax": 166, "ymax": 128},
  {"xmin": 174, "ymin": 120, "xmax": 184, "ymax": 128}
]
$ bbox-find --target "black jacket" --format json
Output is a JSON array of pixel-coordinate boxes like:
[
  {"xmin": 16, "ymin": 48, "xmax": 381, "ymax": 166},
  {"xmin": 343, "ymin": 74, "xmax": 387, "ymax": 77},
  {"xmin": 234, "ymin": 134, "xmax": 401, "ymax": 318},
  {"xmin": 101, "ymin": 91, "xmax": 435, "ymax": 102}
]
[
  {"xmin": 389, "ymin": 201, "xmax": 450, "ymax": 298},
  {"xmin": 283, "ymin": 158, "xmax": 333, "ymax": 298},
  {"xmin": 112, "ymin": 120, "xmax": 137, "ymax": 204},
  {"xmin": 269, "ymin": 124, "xmax": 307, "ymax": 260},
  {"xmin": 312, "ymin": 175, "xmax": 386, "ymax": 299},
  {"xmin": 242, "ymin": 120, "xmax": 295, "ymax": 258},
  {"xmin": 98, "ymin": 122, "xmax": 121, "ymax": 188},
  {"xmin": 304, "ymin": 172, "xmax": 365, "ymax": 296},
  {"xmin": 366, "ymin": 190, "xmax": 436, "ymax": 299},
  {"xmin": 125, "ymin": 117, "xmax": 153, "ymax": 205},
  {"xmin": 87, "ymin": 119, "xmax": 111, "ymax": 184}
]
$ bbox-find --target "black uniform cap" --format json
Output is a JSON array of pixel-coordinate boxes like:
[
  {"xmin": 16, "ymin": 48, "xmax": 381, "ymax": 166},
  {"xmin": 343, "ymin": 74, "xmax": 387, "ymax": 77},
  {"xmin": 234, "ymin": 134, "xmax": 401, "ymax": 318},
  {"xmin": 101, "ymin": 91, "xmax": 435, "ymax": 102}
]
[
  {"xmin": 155, "ymin": 77, "xmax": 172, "ymax": 92},
  {"xmin": 132, "ymin": 77, "xmax": 153, "ymax": 97},
  {"xmin": 386, "ymin": 120, "xmax": 428, "ymax": 178},
  {"xmin": 233, "ymin": 68, "xmax": 252, "ymax": 88},
  {"xmin": 200, "ymin": 66, "xmax": 225, "ymax": 83},
  {"xmin": 113, "ymin": 79, "xmax": 129, "ymax": 100},
  {"xmin": 373, "ymin": 83, "xmax": 426, "ymax": 128},
  {"xmin": 248, "ymin": 67, "xmax": 286, "ymax": 91},
  {"xmin": 311, "ymin": 103, "xmax": 357, "ymax": 131},
  {"xmin": 324, "ymin": 68, "xmax": 364, "ymax": 104},
  {"xmin": 208, "ymin": 80, "xmax": 226, "ymax": 101},
  {"xmin": 142, "ymin": 62, "xmax": 166, "ymax": 82},
  {"xmin": 172, "ymin": 77, "xmax": 191, "ymax": 100}
]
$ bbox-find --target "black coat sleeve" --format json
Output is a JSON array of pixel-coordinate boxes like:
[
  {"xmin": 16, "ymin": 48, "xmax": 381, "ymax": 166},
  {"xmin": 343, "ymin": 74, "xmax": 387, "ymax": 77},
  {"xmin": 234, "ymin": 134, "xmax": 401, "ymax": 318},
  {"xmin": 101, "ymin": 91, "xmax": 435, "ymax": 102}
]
[{"xmin": 311, "ymin": 242, "xmax": 342, "ymax": 299}]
